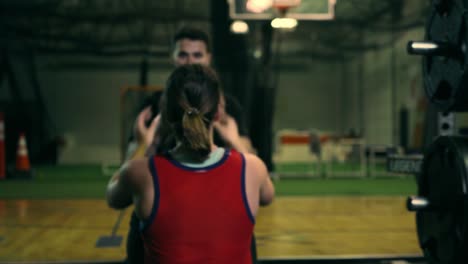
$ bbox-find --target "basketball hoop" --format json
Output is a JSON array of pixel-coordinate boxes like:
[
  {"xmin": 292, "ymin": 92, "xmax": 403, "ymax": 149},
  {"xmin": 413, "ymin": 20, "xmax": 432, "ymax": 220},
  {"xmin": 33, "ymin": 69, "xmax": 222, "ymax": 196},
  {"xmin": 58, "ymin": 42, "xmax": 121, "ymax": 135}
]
[{"xmin": 272, "ymin": 0, "xmax": 301, "ymax": 17}]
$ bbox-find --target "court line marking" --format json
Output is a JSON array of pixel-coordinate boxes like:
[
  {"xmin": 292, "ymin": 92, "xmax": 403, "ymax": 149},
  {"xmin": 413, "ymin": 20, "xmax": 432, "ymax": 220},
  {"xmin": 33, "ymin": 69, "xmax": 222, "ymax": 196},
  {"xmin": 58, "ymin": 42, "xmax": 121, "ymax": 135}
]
[
  {"xmin": 0, "ymin": 261, "xmax": 122, "ymax": 264},
  {"xmin": 259, "ymin": 253, "xmax": 424, "ymax": 260},
  {"xmin": 272, "ymin": 195, "xmax": 410, "ymax": 199},
  {"xmin": 0, "ymin": 254, "xmax": 424, "ymax": 264}
]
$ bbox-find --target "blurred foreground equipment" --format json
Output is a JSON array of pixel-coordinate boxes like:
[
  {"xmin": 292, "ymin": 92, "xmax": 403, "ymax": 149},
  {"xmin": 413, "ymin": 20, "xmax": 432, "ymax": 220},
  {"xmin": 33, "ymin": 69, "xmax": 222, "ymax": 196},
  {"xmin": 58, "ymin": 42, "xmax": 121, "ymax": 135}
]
[{"xmin": 392, "ymin": 0, "xmax": 468, "ymax": 263}]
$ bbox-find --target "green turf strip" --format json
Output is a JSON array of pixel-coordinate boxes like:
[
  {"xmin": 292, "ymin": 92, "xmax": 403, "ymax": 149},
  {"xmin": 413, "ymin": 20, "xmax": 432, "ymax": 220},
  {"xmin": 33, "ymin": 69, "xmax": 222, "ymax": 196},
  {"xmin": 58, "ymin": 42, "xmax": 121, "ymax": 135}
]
[
  {"xmin": 33, "ymin": 164, "xmax": 110, "ymax": 182},
  {"xmin": 0, "ymin": 165, "xmax": 110, "ymax": 199},
  {"xmin": 273, "ymin": 178, "xmax": 417, "ymax": 196},
  {"xmin": 0, "ymin": 182, "xmax": 107, "ymax": 199},
  {"xmin": 0, "ymin": 165, "xmax": 417, "ymax": 199}
]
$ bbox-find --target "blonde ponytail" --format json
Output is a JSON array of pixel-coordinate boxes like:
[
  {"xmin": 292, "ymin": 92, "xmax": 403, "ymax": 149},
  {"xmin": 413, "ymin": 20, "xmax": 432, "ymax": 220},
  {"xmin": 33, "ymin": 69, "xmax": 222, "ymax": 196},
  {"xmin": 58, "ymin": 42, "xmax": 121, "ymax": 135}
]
[{"xmin": 181, "ymin": 107, "xmax": 211, "ymax": 157}]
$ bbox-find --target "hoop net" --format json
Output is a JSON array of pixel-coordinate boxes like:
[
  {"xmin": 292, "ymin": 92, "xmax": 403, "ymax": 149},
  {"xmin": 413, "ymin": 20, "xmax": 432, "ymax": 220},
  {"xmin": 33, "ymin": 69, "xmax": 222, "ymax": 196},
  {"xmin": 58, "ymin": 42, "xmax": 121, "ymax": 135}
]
[{"xmin": 272, "ymin": 0, "xmax": 301, "ymax": 16}]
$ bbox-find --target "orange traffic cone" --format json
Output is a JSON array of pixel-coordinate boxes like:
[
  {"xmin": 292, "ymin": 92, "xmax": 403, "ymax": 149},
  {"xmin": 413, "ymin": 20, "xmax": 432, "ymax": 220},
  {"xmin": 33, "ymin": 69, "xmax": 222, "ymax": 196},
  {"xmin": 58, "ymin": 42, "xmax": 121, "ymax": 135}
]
[
  {"xmin": 0, "ymin": 113, "xmax": 5, "ymax": 180},
  {"xmin": 14, "ymin": 133, "xmax": 33, "ymax": 179}
]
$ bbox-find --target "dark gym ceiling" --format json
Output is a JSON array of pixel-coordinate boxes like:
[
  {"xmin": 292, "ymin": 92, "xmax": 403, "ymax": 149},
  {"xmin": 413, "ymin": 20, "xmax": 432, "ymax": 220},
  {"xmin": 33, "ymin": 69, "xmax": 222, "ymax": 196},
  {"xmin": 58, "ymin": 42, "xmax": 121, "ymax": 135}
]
[{"xmin": 0, "ymin": 0, "xmax": 429, "ymax": 61}]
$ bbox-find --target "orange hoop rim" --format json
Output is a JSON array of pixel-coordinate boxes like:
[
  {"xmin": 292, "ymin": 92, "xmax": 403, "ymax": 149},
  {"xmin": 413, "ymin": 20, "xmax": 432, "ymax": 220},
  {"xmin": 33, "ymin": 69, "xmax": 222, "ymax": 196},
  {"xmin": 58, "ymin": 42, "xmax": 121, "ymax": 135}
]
[{"xmin": 271, "ymin": 0, "xmax": 301, "ymax": 10}]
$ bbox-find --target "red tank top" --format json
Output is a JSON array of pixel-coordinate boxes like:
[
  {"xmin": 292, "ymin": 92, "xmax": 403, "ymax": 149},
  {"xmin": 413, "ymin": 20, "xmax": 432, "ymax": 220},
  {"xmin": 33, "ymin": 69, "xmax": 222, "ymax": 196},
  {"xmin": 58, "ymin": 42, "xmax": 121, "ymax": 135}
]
[{"xmin": 141, "ymin": 149, "xmax": 254, "ymax": 264}]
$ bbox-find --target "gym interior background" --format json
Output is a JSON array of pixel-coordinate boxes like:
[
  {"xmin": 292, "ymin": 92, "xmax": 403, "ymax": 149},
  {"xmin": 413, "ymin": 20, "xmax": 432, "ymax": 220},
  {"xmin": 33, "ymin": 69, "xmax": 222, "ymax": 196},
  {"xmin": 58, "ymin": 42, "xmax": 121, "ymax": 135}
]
[{"xmin": 0, "ymin": 0, "xmax": 459, "ymax": 263}]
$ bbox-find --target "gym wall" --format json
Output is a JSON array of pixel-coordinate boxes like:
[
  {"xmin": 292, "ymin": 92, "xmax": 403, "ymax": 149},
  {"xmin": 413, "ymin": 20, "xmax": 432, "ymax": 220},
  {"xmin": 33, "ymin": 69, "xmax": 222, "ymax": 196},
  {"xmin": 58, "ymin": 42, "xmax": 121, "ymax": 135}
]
[
  {"xmin": 272, "ymin": 25, "xmax": 426, "ymax": 148},
  {"xmin": 35, "ymin": 56, "xmax": 172, "ymax": 164},
  {"xmin": 336, "ymin": 27, "xmax": 425, "ymax": 147},
  {"xmin": 273, "ymin": 60, "xmax": 343, "ymax": 133}
]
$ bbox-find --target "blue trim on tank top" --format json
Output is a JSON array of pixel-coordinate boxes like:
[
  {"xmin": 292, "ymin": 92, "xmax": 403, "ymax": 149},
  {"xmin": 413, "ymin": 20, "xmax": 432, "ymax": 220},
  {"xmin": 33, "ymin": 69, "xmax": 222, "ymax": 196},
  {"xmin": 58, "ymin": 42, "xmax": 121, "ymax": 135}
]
[
  {"xmin": 140, "ymin": 157, "xmax": 160, "ymax": 232},
  {"xmin": 240, "ymin": 153, "xmax": 255, "ymax": 224},
  {"xmin": 166, "ymin": 148, "xmax": 230, "ymax": 171}
]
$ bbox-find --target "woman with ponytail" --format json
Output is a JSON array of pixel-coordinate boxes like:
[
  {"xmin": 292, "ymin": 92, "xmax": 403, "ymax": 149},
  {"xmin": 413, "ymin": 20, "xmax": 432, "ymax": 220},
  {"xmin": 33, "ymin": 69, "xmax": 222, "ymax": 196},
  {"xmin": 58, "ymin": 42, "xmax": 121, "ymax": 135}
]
[{"xmin": 106, "ymin": 64, "xmax": 275, "ymax": 264}]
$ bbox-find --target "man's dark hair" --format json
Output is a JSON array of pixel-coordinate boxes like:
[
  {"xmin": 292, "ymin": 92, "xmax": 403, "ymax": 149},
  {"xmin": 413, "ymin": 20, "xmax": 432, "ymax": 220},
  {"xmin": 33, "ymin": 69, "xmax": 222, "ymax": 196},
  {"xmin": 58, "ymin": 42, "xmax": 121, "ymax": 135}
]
[{"xmin": 173, "ymin": 27, "xmax": 212, "ymax": 52}]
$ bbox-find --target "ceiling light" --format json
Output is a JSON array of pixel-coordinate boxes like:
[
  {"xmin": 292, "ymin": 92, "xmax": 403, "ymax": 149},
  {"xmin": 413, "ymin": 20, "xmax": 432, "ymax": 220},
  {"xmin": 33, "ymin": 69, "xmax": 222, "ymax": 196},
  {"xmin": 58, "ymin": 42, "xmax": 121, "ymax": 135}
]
[
  {"xmin": 271, "ymin": 18, "xmax": 298, "ymax": 29},
  {"xmin": 231, "ymin": 20, "xmax": 249, "ymax": 34}
]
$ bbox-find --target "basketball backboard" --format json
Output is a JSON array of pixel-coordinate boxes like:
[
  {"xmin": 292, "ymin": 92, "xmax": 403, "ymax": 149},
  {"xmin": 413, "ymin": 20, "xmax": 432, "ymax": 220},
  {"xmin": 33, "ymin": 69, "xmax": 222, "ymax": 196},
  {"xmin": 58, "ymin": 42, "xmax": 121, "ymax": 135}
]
[{"xmin": 228, "ymin": 0, "xmax": 337, "ymax": 21}]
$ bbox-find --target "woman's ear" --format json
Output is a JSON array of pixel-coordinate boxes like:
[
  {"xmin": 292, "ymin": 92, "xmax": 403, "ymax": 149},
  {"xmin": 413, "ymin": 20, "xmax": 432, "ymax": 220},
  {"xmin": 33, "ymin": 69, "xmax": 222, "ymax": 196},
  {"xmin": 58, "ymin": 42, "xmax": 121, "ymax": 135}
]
[
  {"xmin": 213, "ymin": 110, "xmax": 221, "ymax": 121},
  {"xmin": 214, "ymin": 100, "xmax": 224, "ymax": 122}
]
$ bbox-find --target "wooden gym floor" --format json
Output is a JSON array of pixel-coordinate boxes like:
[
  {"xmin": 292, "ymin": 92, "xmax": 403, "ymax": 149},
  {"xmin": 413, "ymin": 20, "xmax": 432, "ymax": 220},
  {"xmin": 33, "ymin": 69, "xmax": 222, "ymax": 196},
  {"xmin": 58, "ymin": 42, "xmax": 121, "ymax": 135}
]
[{"xmin": 0, "ymin": 196, "xmax": 422, "ymax": 263}]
